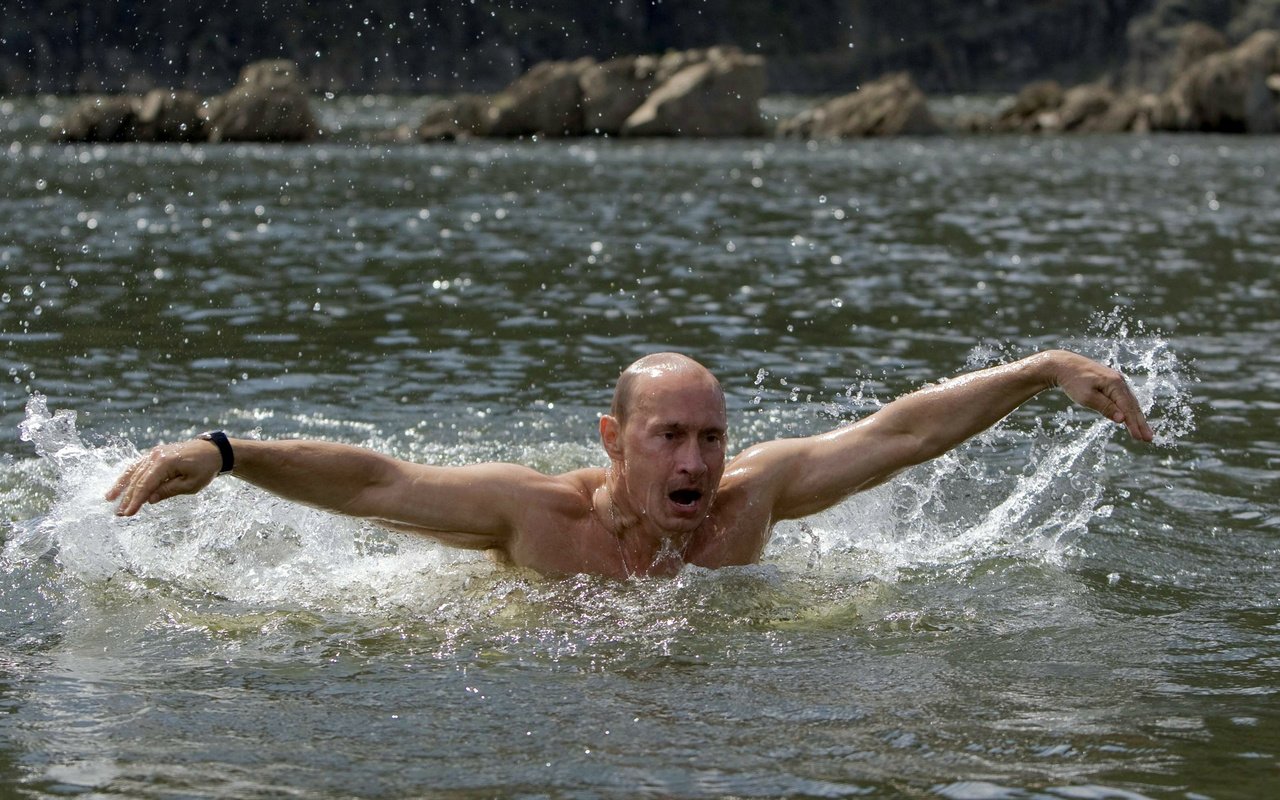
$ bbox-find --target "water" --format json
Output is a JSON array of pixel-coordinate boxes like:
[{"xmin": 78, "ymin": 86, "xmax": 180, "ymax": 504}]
[{"xmin": 1, "ymin": 97, "xmax": 1277, "ymax": 798}]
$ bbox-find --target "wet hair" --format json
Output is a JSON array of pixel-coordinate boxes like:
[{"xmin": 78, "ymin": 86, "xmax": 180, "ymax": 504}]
[{"xmin": 610, "ymin": 352, "xmax": 724, "ymax": 425}]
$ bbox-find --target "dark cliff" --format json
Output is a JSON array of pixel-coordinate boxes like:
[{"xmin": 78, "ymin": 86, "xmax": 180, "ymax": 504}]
[{"xmin": 2, "ymin": 0, "xmax": 1277, "ymax": 95}]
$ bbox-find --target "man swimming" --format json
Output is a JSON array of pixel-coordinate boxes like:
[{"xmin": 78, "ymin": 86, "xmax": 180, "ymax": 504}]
[{"xmin": 108, "ymin": 350, "xmax": 1153, "ymax": 579}]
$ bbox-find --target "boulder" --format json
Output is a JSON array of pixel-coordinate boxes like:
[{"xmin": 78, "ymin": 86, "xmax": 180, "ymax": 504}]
[
  {"xmin": 485, "ymin": 58, "xmax": 596, "ymax": 137},
  {"xmin": 417, "ymin": 94, "xmax": 491, "ymax": 141},
  {"xmin": 992, "ymin": 80, "xmax": 1063, "ymax": 133},
  {"xmin": 1127, "ymin": 20, "xmax": 1230, "ymax": 91},
  {"xmin": 1151, "ymin": 29, "xmax": 1280, "ymax": 132},
  {"xmin": 1172, "ymin": 23, "xmax": 1231, "ymax": 80},
  {"xmin": 134, "ymin": 89, "xmax": 204, "ymax": 142},
  {"xmin": 621, "ymin": 49, "xmax": 766, "ymax": 137},
  {"xmin": 580, "ymin": 55, "xmax": 659, "ymax": 135},
  {"xmin": 778, "ymin": 72, "xmax": 939, "ymax": 138},
  {"xmin": 1083, "ymin": 90, "xmax": 1157, "ymax": 133},
  {"xmin": 201, "ymin": 59, "xmax": 317, "ymax": 142},
  {"xmin": 1033, "ymin": 82, "xmax": 1118, "ymax": 132},
  {"xmin": 50, "ymin": 96, "xmax": 139, "ymax": 142}
]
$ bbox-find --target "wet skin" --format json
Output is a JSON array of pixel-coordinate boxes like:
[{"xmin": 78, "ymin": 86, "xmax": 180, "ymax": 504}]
[{"xmin": 108, "ymin": 350, "xmax": 1154, "ymax": 579}]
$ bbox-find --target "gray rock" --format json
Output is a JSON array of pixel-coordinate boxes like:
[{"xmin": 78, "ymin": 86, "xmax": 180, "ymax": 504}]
[
  {"xmin": 417, "ymin": 94, "xmax": 492, "ymax": 141},
  {"xmin": 50, "ymin": 96, "xmax": 139, "ymax": 142},
  {"xmin": 621, "ymin": 49, "xmax": 766, "ymax": 137},
  {"xmin": 992, "ymin": 80, "xmax": 1064, "ymax": 133},
  {"xmin": 1044, "ymin": 82, "xmax": 1117, "ymax": 132},
  {"xmin": 202, "ymin": 59, "xmax": 318, "ymax": 142},
  {"xmin": 779, "ymin": 72, "xmax": 939, "ymax": 138},
  {"xmin": 1151, "ymin": 29, "xmax": 1280, "ymax": 132},
  {"xmin": 135, "ymin": 89, "xmax": 204, "ymax": 142},
  {"xmin": 580, "ymin": 56, "xmax": 658, "ymax": 135},
  {"xmin": 485, "ymin": 58, "xmax": 596, "ymax": 137}
]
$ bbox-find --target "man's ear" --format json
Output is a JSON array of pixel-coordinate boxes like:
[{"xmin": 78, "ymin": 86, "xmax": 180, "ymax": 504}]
[{"xmin": 600, "ymin": 415, "xmax": 623, "ymax": 461}]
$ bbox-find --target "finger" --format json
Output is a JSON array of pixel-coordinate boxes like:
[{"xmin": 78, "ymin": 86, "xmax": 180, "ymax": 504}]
[
  {"xmin": 105, "ymin": 459, "xmax": 143, "ymax": 501},
  {"xmin": 1107, "ymin": 381, "xmax": 1154, "ymax": 442},
  {"xmin": 117, "ymin": 458, "xmax": 169, "ymax": 516},
  {"xmin": 145, "ymin": 472, "xmax": 206, "ymax": 505}
]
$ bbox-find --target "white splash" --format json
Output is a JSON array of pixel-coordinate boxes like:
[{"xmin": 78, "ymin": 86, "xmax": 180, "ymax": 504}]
[
  {"xmin": 7, "ymin": 393, "xmax": 485, "ymax": 615},
  {"xmin": 769, "ymin": 323, "xmax": 1192, "ymax": 576},
  {"xmin": 8, "ymin": 323, "xmax": 1191, "ymax": 613}
]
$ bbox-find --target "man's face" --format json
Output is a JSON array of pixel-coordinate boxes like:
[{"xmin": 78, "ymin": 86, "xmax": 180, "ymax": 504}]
[{"xmin": 611, "ymin": 372, "xmax": 728, "ymax": 535}]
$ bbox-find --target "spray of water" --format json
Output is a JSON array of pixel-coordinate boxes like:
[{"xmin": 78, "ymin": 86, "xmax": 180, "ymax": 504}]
[
  {"xmin": 7, "ymin": 393, "xmax": 483, "ymax": 616},
  {"xmin": 5, "ymin": 319, "xmax": 1191, "ymax": 629},
  {"xmin": 768, "ymin": 315, "xmax": 1192, "ymax": 577}
]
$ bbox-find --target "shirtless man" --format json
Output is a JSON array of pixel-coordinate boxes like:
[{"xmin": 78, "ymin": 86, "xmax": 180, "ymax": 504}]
[{"xmin": 107, "ymin": 350, "xmax": 1153, "ymax": 579}]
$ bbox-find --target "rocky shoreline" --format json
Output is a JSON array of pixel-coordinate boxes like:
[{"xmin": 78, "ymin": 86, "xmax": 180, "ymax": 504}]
[{"xmin": 47, "ymin": 24, "xmax": 1280, "ymax": 144}]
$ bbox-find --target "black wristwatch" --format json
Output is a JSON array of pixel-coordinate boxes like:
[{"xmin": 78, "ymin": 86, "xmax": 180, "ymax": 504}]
[{"xmin": 198, "ymin": 430, "xmax": 235, "ymax": 474}]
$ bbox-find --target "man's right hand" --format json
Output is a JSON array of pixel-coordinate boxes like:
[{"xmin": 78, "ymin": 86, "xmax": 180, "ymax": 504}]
[{"xmin": 106, "ymin": 439, "xmax": 224, "ymax": 517}]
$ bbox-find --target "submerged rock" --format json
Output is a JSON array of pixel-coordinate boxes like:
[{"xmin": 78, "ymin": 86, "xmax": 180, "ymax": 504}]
[{"xmin": 779, "ymin": 72, "xmax": 939, "ymax": 138}]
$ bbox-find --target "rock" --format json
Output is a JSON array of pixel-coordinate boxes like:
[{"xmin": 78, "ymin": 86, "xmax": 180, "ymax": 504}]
[
  {"xmin": 201, "ymin": 59, "xmax": 317, "ymax": 142},
  {"xmin": 485, "ymin": 58, "xmax": 596, "ymax": 137},
  {"xmin": 778, "ymin": 72, "xmax": 939, "ymax": 138},
  {"xmin": 621, "ymin": 49, "xmax": 766, "ymax": 137},
  {"xmin": 1172, "ymin": 23, "xmax": 1230, "ymax": 81},
  {"xmin": 134, "ymin": 89, "xmax": 204, "ymax": 142},
  {"xmin": 417, "ymin": 94, "xmax": 491, "ymax": 141},
  {"xmin": 238, "ymin": 59, "xmax": 301, "ymax": 89},
  {"xmin": 1082, "ymin": 90, "xmax": 1156, "ymax": 133},
  {"xmin": 992, "ymin": 80, "xmax": 1064, "ymax": 132},
  {"xmin": 51, "ymin": 96, "xmax": 141, "ymax": 142},
  {"xmin": 580, "ymin": 56, "xmax": 658, "ymax": 135},
  {"xmin": 1040, "ymin": 82, "xmax": 1117, "ymax": 132},
  {"xmin": 1127, "ymin": 20, "xmax": 1230, "ymax": 91},
  {"xmin": 1151, "ymin": 29, "xmax": 1280, "ymax": 132}
]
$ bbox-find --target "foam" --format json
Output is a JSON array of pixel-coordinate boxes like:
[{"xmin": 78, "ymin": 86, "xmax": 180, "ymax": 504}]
[{"xmin": 6, "ymin": 322, "xmax": 1191, "ymax": 620}]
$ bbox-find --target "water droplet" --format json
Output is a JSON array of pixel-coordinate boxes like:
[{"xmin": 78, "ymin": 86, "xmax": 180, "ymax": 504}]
[{"xmin": 831, "ymin": 298, "xmax": 843, "ymax": 308}]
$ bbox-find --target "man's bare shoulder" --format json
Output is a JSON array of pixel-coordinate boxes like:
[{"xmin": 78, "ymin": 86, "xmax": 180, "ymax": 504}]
[
  {"xmin": 718, "ymin": 438, "xmax": 806, "ymax": 492},
  {"xmin": 496, "ymin": 466, "xmax": 610, "ymax": 574},
  {"xmin": 526, "ymin": 466, "xmax": 605, "ymax": 510},
  {"xmin": 466, "ymin": 464, "xmax": 604, "ymax": 527}
]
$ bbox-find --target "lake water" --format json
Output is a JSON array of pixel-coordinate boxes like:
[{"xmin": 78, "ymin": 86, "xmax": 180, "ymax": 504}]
[{"xmin": 1, "ymin": 96, "xmax": 1277, "ymax": 798}]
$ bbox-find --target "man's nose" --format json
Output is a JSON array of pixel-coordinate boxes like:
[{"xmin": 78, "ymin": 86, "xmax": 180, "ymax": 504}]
[{"xmin": 675, "ymin": 439, "xmax": 707, "ymax": 475}]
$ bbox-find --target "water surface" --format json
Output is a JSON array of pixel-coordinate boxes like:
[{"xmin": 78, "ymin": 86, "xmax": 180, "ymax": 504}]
[{"xmin": 1, "ymin": 97, "xmax": 1277, "ymax": 798}]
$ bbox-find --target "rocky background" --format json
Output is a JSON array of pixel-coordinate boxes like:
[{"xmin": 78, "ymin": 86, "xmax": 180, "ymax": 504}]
[{"xmin": 4, "ymin": 0, "xmax": 1280, "ymax": 97}]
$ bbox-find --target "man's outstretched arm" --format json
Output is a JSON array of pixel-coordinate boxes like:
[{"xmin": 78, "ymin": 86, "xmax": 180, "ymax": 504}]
[
  {"xmin": 106, "ymin": 437, "xmax": 544, "ymax": 549},
  {"xmin": 730, "ymin": 350, "xmax": 1153, "ymax": 520}
]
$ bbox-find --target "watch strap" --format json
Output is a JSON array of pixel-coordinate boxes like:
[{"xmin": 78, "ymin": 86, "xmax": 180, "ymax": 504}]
[{"xmin": 198, "ymin": 430, "xmax": 235, "ymax": 474}]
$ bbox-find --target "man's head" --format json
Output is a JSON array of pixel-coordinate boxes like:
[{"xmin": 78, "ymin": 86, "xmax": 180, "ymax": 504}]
[{"xmin": 600, "ymin": 353, "xmax": 728, "ymax": 536}]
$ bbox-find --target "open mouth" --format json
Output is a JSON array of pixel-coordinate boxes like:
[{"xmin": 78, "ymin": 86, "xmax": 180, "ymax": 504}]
[{"xmin": 668, "ymin": 489, "xmax": 702, "ymax": 507}]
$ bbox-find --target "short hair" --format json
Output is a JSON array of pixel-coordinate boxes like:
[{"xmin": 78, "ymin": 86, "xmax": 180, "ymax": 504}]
[{"xmin": 610, "ymin": 352, "xmax": 723, "ymax": 425}]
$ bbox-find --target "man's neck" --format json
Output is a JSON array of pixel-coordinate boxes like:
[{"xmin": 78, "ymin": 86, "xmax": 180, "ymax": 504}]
[{"xmin": 596, "ymin": 478, "xmax": 693, "ymax": 576}]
